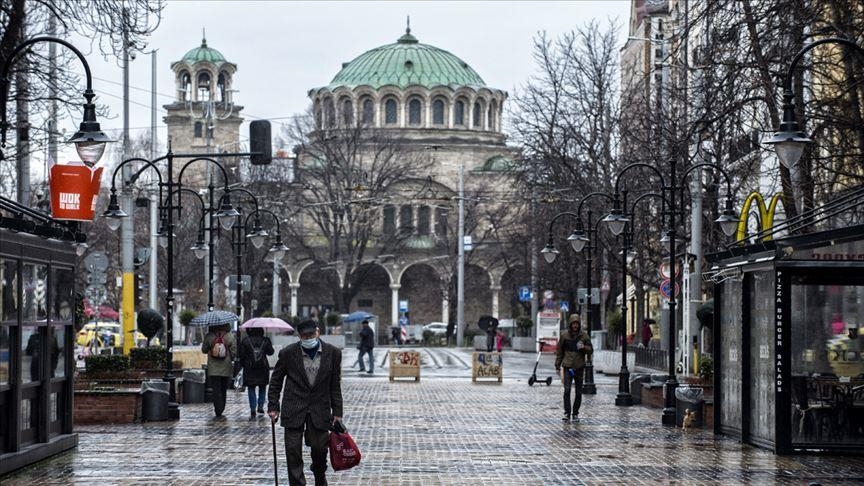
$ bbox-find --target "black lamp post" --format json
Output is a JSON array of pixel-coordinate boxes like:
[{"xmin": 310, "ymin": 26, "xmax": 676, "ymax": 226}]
[
  {"xmin": 541, "ymin": 191, "xmax": 617, "ymax": 396},
  {"xmin": 0, "ymin": 37, "xmax": 110, "ymax": 246},
  {"xmin": 605, "ymin": 161, "xmax": 738, "ymax": 424},
  {"xmin": 104, "ymin": 152, "xmax": 239, "ymax": 405}
]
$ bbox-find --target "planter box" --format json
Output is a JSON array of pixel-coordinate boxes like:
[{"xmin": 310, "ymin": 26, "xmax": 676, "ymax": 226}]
[
  {"xmin": 512, "ymin": 337, "xmax": 537, "ymax": 353},
  {"xmin": 74, "ymin": 389, "xmax": 141, "ymax": 425}
]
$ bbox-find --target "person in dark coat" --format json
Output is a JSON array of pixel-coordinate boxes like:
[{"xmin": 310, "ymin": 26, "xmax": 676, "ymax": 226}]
[
  {"xmin": 201, "ymin": 324, "xmax": 238, "ymax": 418},
  {"xmin": 357, "ymin": 319, "xmax": 375, "ymax": 374},
  {"xmin": 268, "ymin": 320, "xmax": 343, "ymax": 486},
  {"xmin": 555, "ymin": 315, "xmax": 593, "ymax": 423},
  {"xmin": 239, "ymin": 327, "xmax": 275, "ymax": 418}
]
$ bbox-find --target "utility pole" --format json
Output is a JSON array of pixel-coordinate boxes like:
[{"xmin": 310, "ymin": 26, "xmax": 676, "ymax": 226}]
[
  {"xmin": 456, "ymin": 161, "xmax": 466, "ymax": 347},
  {"xmin": 148, "ymin": 49, "xmax": 158, "ymax": 309},
  {"xmin": 47, "ymin": 16, "xmax": 58, "ymax": 181},
  {"xmin": 120, "ymin": 21, "xmax": 136, "ymax": 355}
]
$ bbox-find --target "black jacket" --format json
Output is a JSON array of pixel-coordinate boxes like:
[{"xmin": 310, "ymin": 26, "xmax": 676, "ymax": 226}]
[
  {"xmin": 268, "ymin": 341, "xmax": 343, "ymax": 429},
  {"xmin": 238, "ymin": 335, "xmax": 275, "ymax": 386},
  {"xmin": 359, "ymin": 326, "xmax": 375, "ymax": 350}
]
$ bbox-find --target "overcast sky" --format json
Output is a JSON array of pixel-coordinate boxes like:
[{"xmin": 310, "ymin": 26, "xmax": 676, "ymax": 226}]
[{"xmin": 54, "ymin": 0, "xmax": 630, "ymax": 168}]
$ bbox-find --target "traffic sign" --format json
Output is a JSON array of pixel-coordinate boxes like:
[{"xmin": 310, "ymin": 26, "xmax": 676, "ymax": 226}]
[
  {"xmin": 518, "ymin": 286, "xmax": 531, "ymax": 302},
  {"xmin": 659, "ymin": 262, "xmax": 681, "ymax": 279},
  {"xmin": 559, "ymin": 300, "xmax": 569, "ymax": 312},
  {"xmin": 659, "ymin": 279, "xmax": 680, "ymax": 300},
  {"xmin": 84, "ymin": 252, "xmax": 109, "ymax": 273},
  {"xmin": 399, "ymin": 300, "xmax": 409, "ymax": 312},
  {"xmin": 226, "ymin": 275, "xmax": 251, "ymax": 292}
]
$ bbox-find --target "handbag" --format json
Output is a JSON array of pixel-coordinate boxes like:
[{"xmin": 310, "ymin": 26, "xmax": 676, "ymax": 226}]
[
  {"xmin": 328, "ymin": 421, "xmax": 361, "ymax": 471},
  {"xmin": 233, "ymin": 368, "xmax": 244, "ymax": 390}
]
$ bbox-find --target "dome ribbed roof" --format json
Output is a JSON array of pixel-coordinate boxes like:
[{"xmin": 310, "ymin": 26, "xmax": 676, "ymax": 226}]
[
  {"xmin": 182, "ymin": 37, "xmax": 226, "ymax": 64},
  {"xmin": 328, "ymin": 29, "xmax": 485, "ymax": 89}
]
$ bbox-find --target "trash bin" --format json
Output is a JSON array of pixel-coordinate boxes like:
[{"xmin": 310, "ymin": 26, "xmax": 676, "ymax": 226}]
[
  {"xmin": 141, "ymin": 380, "xmax": 170, "ymax": 421},
  {"xmin": 675, "ymin": 386, "xmax": 704, "ymax": 427},
  {"xmin": 182, "ymin": 369, "xmax": 206, "ymax": 403}
]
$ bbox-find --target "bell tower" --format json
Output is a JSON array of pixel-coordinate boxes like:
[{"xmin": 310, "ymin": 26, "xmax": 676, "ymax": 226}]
[{"xmin": 162, "ymin": 31, "xmax": 244, "ymax": 184}]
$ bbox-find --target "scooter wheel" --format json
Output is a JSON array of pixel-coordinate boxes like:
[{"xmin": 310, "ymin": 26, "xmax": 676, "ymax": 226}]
[
  {"xmin": 528, "ymin": 376, "xmax": 536, "ymax": 387},
  {"xmin": 545, "ymin": 377, "xmax": 552, "ymax": 386}
]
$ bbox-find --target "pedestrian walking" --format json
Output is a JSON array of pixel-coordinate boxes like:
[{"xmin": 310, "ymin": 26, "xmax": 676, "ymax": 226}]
[
  {"xmin": 641, "ymin": 318, "xmax": 654, "ymax": 347},
  {"xmin": 495, "ymin": 329, "xmax": 505, "ymax": 352},
  {"xmin": 201, "ymin": 323, "xmax": 238, "ymax": 418},
  {"xmin": 357, "ymin": 320, "xmax": 375, "ymax": 374},
  {"xmin": 268, "ymin": 319, "xmax": 343, "ymax": 486},
  {"xmin": 239, "ymin": 327, "xmax": 275, "ymax": 418},
  {"xmin": 391, "ymin": 326, "xmax": 402, "ymax": 345},
  {"xmin": 555, "ymin": 315, "xmax": 593, "ymax": 423}
]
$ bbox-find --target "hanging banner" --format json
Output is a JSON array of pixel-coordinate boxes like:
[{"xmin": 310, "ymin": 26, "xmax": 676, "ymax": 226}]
[{"xmin": 50, "ymin": 163, "xmax": 103, "ymax": 221}]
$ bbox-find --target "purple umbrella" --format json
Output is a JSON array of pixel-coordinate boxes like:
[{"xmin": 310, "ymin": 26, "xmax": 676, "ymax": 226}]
[{"xmin": 240, "ymin": 317, "xmax": 295, "ymax": 333}]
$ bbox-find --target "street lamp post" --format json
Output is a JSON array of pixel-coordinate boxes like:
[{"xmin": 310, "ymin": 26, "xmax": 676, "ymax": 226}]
[
  {"xmin": 105, "ymin": 152, "xmax": 240, "ymax": 406},
  {"xmin": 604, "ymin": 161, "xmax": 739, "ymax": 424}
]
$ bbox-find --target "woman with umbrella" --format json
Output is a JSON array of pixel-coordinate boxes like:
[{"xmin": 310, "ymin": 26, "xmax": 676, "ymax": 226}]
[
  {"xmin": 239, "ymin": 325, "xmax": 276, "ymax": 418},
  {"xmin": 195, "ymin": 310, "xmax": 240, "ymax": 418}
]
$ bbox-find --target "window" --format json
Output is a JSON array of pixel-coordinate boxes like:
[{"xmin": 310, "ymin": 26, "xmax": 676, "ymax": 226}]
[
  {"xmin": 432, "ymin": 99, "xmax": 445, "ymax": 125},
  {"xmin": 399, "ymin": 205, "xmax": 414, "ymax": 235},
  {"xmin": 408, "ymin": 98, "xmax": 422, "ymax": 125},
  {"xmin": 454, "ymin": 100, "xmax": 465, "ymax": 125},
  {"xmin": 217, "ymin": 72, "xmax": 227, "ymax": 102},
  {"xmin": 417, "ymin": 206, "xmax": 431, "ymax": 235},
  {"xmin": 180, "ymin": 71, "xmax": 191, "ymax": 101},
  {"xmin": 341, "ymin": 98, "xmax": 354, "ymax": 126},
  {"xmin": 197, "ymin": 72, "xmax": 211, "ymax": 101},
  {"xmin": 488, "ymin": 101, "xmax": 496, "ymax": 130},
  {"xmin": 361, "ymin": 98, "xmax": 374, "ymax": 125},
  {"xmin": 194, "ymin": 122, "xmax": 203, "ymax": 138},
  {"xmin": 435, "ymin": 208, "xmax": 448, "ymax": 236},
  {"xmin": 323, "ymin": 98, "xmax": 335, "ymax": 128},
  {"xmin": 385, "ymin": 99, "xmax": 398, "ymax": 124},
  {"xmin": 358, "ymin": 299, "xmax": 373, "ymax": 308},
  {"xmin": 383, "ymin": 205, "xmax": 395, "ymax": 237},
  {"xmin": 473, "ymin": 101, "xmax": 482, "ymax": 128}
]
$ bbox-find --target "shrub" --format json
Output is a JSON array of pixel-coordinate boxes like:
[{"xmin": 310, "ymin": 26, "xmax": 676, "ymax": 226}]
[
  {"xmin": 699, "ymin": 354, "xmax": 714, "ymax": 382},
  {"xmin": 84, "ymin": 354, "xmax": 130, "ymax": 377},
  {"xmin": 179, "ymin": 309, "xmax": 197, "ymax": 327},
  {"xmin": 515, "ymin": 316, "xmax": 533, "ymax": 337},
  {"xmin": 325, "ymin": 312, "xmax": 342, "ymax": 328},
  {"xmin": 130, "ymin": 347, "xmax": 167, "ymax": 369}
]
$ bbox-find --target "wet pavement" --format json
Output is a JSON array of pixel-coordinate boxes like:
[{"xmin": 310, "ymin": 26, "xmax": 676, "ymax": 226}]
[{"xmin": 3, "ymin": 347, "xmax": 864, "ymax": 485}]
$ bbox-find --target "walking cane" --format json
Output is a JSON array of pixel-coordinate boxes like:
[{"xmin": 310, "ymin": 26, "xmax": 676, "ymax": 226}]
[{"xmin": 270, "ymin": 417, "xmax": 279, "ymax": 485}]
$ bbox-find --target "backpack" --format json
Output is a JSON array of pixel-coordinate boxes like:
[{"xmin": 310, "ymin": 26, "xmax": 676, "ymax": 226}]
[
  {"xmin": 211, "ymin": 332, "xmax": 227, "ymax": 359},
  {"xmin": 251, "ymin": 338, "xmax": 267, "ymax": 368}
]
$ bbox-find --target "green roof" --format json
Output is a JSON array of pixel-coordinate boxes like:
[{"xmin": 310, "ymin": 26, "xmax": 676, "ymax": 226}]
[
  {"xmin": 181, "ymin": 37, "xmax": 226, "ymax": 64},
  {"xmin": 328, "ymin": 29, "xmax": 485, "ymax": 89}
]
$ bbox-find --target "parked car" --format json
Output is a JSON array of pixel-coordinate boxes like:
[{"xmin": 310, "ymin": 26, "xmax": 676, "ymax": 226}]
[
  {"xmin": 422, "ymin": 322, "xmax": 450, "ymax": 336},
  {"xmin": 76, "ymin": 321, "xmax": 158, "ymax": 349}
]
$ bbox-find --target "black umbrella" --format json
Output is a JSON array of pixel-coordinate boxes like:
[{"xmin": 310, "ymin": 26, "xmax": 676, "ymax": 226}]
[
  {"xmin": 189, "ymin": 310, "xmax": 238, "ymax": 327},
  {"xmin": 478, "ymin": 315, "xmax": 499, "ymax": 331},
  {"xmin": 696, "ymin": 299, "xmax": 714, "ymax": 329}
]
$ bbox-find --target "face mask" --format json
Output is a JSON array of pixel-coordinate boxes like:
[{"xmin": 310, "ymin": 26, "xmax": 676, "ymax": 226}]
[{"xmin": 300, "ymin": 338, "xmax": 319, "ymax": 349}]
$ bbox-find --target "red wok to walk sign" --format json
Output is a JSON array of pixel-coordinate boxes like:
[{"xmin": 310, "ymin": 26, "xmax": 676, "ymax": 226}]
[{"xmin": 50, "ymin": 163, "xmax": 103, "ymax": 221}]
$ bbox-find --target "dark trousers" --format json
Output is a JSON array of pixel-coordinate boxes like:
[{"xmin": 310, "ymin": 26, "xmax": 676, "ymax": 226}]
[
  {"xmin": 358, "ymin": 348, "xmax": 374, "ymax": 372},
  {"xmin": 562, "ymin": 366, "xmax": 585, "ymax": 416},
  {"xmin": 284, "ymin": 413, "xmax": 329, "ymax": 486},
  {"xmin": 211, "ymin": 376, "xmax": 230, "ymax": 416}
]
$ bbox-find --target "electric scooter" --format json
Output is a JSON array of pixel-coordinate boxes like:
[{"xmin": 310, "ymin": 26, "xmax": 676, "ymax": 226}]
[{"xmin": 528, "ymin": 341, "xmax": 553, "ymax": 386}]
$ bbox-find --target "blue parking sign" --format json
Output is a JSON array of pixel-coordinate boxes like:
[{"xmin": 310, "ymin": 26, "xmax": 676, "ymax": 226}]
[
  {"xmin": 518, "ymin": 286, "xmax": 531, "ymax": 302},
  {"xmin": 559, "ymin": 300, "xmax": 569, "ymax": 312}
]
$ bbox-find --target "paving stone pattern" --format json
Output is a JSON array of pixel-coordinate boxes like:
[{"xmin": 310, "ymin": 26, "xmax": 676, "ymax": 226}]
[{"xmin": 3, "ymin": 349, "xmax": 864, "ymax": 485}]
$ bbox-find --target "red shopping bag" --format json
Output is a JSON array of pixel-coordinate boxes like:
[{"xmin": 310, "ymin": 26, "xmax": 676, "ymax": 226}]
[{"xmin": 329, "ymin": 431, "xmax": 361, "ymax": 471}]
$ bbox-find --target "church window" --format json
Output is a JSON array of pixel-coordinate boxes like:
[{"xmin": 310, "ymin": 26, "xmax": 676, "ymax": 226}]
[
  {"xmin": 417, "ymin": 206, "xmax": 431, "ymax": 235},
  {"xmin": 473, "ymin": 101, "xmax": 482, "ymax": 128},
  {"xmin": 435, "ymin": 208, "xmax": 448, "ymax": 236},
  {"xmin": 194, "ymin": 122, "xmax": 203, "ymax": 138},
  {"xmin": 180, "ymin": 71, "xmax": 191, "ymax": 101},
  {"xmin": 197, "ymin": 72, "xmax": 211, "ymax": 101},
  {"xmin": 323, "ymin": 98, "xmax": 335, "ymax": 128},
  {"xmin": 361, "ymin": 98, "xmax": 375, "ymax": 125},
  {"xmin": 383, "ymin": 205, "xmax": 396, "ymax": 238},
  {"xmin": 384, "ymin": 99, "xmax": 398, "ymax": 125},
  {"xmin": 341, "ymin": 98, "xmax": 354, "ymax": 126},
  {"xmin": 408, "ymin": 98, "xmax": 422, "ymax": 125},
  {"xmin": 454, "ymin": 100, "xmax": 465, "ymax": 126},
  {"xmin": 217, "ymin": 72, "xmax": 228, "ymax": 102},
  {"xmin": 399, "ymin": 205, "xmax": 414, "ymax": 235},
  {"xmin": 432, "ymin": 99, "xmax": 445, "ymax": 125},
  {"xmin": 488, "ymin": 101, "xmax": 496, "ymax": 130}
]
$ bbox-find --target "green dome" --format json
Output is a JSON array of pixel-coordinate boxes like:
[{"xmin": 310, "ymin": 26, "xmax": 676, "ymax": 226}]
[
  {"xmin": 181, "ymin": 37, "xmax": 226, "ymax": 64},
  {"xmin": 329, "ymin": 29, "xmax": 485, "ymax": 89}
]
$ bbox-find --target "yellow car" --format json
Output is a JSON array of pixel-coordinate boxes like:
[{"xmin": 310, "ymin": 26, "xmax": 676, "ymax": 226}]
[{"xmin": 76, "ymin": 321, "xmax": 159, "ymax": 349}]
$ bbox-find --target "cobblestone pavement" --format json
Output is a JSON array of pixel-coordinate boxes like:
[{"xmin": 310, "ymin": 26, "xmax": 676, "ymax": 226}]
[{"xmin": 3, "ymin": 348, "xmax": 864, "ymax": 485}]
